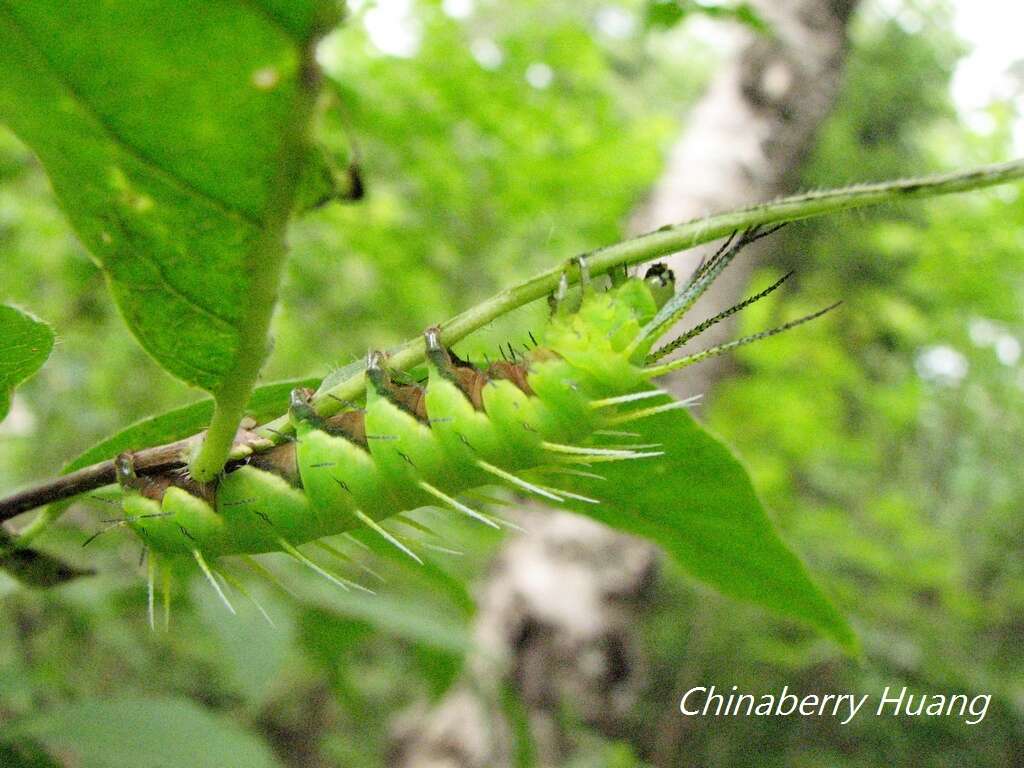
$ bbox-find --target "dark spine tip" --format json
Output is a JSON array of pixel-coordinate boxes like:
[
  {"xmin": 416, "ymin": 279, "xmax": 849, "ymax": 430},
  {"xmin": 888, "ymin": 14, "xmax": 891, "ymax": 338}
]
[
  {"xmin": 115, "ymin": 453, "xmax": 139, "ymax": 489},
  {"xmin": 366, "ymin": 350, "xmax": 391, "ymax": 394},
  {"xmin": 644, "ymin": 263, "xmax": 675, "ymax": 288},
  {"xmin": 288, "ymin": 388, "xmax": 321, "ymax": 427},
  {"xmin": 574, "ymin": 255, "xmax": 591, "ymax": 287},
  {"xmin": 346, "ymin": 162, "xmax": 365, "ymax": 201},
  {"xmin": 425, "ymin": 327, "xmax": 460, "ymax": 381},
  {"xmin": 424, "ymin": 327, "xmax": 443, "ymax": 353},
  {"xmin": 548, "ymin": 272, "xmax": 570, "ymax": 315}
]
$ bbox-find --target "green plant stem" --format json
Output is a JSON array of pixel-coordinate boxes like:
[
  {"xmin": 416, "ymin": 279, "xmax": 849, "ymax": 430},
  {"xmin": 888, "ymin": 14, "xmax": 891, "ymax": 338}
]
[
  {"xmin": 189, "ymin": 51, "xmax": 325, "ymax": 483},
  {"xmin": 255, "ymin": 157, "xmax": 1024, "ymax": 441}
]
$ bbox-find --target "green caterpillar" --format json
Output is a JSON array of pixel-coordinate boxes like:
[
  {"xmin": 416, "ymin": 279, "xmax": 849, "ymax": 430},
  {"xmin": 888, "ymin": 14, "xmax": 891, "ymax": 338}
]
[{"xmin": 111, "ymin": 227, "xmax": 832, "ymax": 623}]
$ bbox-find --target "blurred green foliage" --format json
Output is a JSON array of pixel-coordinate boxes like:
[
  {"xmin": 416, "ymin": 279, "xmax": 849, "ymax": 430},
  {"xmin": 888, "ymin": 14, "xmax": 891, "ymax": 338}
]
[
  {"xmin": 1, "ymin": 0, "xmax": 1021, "ymax": 766},
  {"xmin": 0, "ymin": 305, "xmax": 52, "ymax": 422},
  {"xmin": 639, "ymin": 7, "xmax": 1024, "ymax": 766}
]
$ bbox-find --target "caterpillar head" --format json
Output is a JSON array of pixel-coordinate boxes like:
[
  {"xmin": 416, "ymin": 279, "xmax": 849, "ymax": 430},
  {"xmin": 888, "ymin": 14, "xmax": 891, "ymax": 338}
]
[
  {"xmin": 643, "ymin": 263, "xmax": 676, "ymax": 309},
  {"xmin": 540, "ymin": 265, "xmax": 675, "ymax": 393},
  {"xmin": 543, "ymin": 226, "xmax": 839, "ymax": 389}
]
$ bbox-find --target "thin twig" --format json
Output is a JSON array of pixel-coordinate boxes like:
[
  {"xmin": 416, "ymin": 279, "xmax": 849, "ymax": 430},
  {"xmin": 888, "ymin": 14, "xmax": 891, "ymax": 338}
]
[{"xmin": 0, "ymin": 437, "xmax": 199, "ymax": 525}]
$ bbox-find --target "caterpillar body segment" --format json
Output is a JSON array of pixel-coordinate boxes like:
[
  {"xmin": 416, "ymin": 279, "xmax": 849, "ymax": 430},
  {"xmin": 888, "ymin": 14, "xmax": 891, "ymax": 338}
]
[
  {"xmin": 109, "ymin": 234, "xmax": 838, "ymax": 615},
  {"xmin": 118, "ymin": 274, "xmax": 667, "ymax": 564}
]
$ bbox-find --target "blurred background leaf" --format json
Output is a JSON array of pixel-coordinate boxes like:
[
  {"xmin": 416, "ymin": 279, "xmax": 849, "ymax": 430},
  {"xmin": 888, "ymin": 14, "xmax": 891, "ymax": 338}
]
[
  {"xmin": 0, "ymin": 739, "xmax": 63, "ymax": 768},
  {"xmin": 9, "ymin": 697, "xmax": 285, "ymax": 768},
  {"xmin": 0, "ymin": 529, "xmax": 91, "ymax": 587},
  {"xmin": 645, "ymin": 0, "xmax": 769, "ymax": 33},
  {"xmin": 0, "ymin": 305, "xmax": 53, "ymax": 423}
]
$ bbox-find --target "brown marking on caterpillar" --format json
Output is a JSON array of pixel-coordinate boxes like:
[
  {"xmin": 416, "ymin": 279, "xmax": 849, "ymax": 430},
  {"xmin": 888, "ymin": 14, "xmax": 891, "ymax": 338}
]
[
  {"xmin": 391, "ymin": 383, "xmax": 429, "ymax": 421},
  {"xmin": 324, "ymin": 410, "xmax": 368, "ymax": 446},
  {"xmin": 454, "ymin": 366, "xmax": 489, "ymax": 409},
  {"xmin": 428, "ymin": 328, "xmax": 536, "ymax": 406},
  {"xmin": 247, "ymin": 442, "xmax": 302, "ymax": 486},
  {"xmin": 367, "ymin": 352, "xmax": 431, "ymax": 421},
  {"xmin": 487, "ymin": 360, "xmax": 534, "ymax": 395},
  {"xmin": 132, "ymin": 468, "xmax": 213, "ymax": 505}
]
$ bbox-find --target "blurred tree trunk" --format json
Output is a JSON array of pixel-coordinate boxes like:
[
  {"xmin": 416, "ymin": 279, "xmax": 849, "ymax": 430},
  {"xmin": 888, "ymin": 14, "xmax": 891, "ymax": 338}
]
[{"xmin": 390, "ymin": 1, "xmax": 859, "ymax": 765}]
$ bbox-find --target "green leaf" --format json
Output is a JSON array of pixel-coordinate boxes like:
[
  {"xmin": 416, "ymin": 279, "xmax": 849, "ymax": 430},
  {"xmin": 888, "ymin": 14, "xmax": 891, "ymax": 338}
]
[
  {"xmin": 298, "ymin": 601, "xmax": 466, "ymax": 700},
  {"xmin": 0, "ymin": 1, "xmax": 335, "ymax": 393},
  {"xmin": 564, "ymin": 407, "xmax": 857, "ymax": 651},
  {"xmin": 12, "ymin": 697, "xmax": 284, "ymax": 768},
  {"xmin": 0, "ymin": 305, "xmax": 53, "ymax": 422},
  {"xmin": 195, "ymin": 580, "xmax": 295, "ymax": 705},
  {"xmin": 0, "ymin": 307, "xmax": 89, "ymax": 581},
  {"xmin": 0, "ymin": 1, "xmax": 340, "ymax": 480}
]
